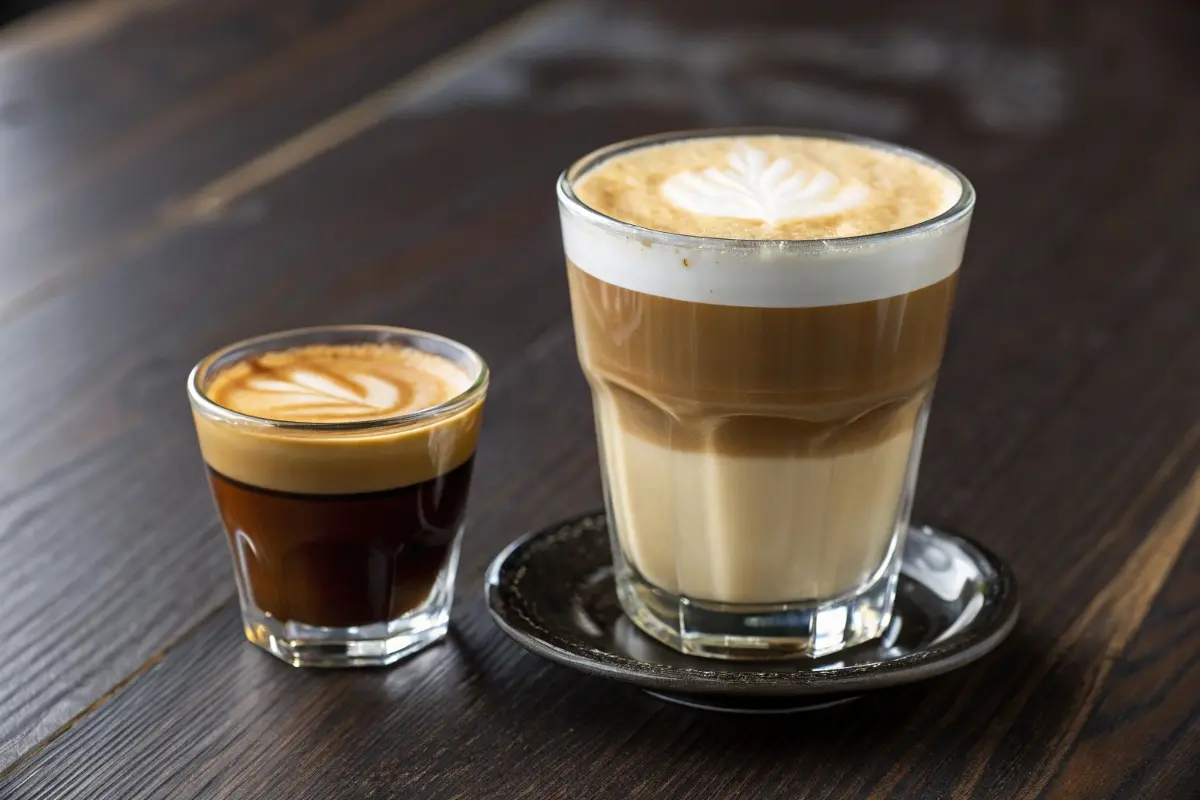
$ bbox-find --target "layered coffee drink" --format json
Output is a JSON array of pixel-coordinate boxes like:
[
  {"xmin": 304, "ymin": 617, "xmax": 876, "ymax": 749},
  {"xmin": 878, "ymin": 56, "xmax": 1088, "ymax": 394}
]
[
  {"xmin": 558, "ymin": 131, "xmax": 973, "ymax": 658},
  {"xmin": 189, "ymin": 327, "xmax": 487, "ymax": 667}
]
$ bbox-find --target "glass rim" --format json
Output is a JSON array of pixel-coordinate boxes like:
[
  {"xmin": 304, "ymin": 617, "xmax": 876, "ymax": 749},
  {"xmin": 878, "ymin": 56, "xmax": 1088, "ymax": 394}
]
[
  {"xmin": 556, "ymin": 126, "xmax": 976, "ymax": 250},
  {"xmin": 187, "ymin": 324, "xmax": 489, "ymax": 434}
]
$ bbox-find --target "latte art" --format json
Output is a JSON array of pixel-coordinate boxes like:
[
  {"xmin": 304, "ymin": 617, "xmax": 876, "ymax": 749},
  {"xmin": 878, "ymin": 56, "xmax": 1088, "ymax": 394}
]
[
  {"xmin": 661, "ymin": 146, "xmax": 869, "ymax": 225},
  {"xmin": 205, "ymin": 343, "xmax": 471, "ymax": 423},
  {"xmin": 571, "ymin": 134, "xmax": 959, "ymax": 241},
  {"xmin": 245, "ymin": 370, "xmax": 407, "ymax": 417}
]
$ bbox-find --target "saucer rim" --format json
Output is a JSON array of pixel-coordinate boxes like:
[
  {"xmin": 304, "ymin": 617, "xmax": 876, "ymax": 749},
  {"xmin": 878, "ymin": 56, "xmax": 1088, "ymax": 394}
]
[{"xmin": 485, "ymin": 511, "xmax": 1019, "ymax": 697}]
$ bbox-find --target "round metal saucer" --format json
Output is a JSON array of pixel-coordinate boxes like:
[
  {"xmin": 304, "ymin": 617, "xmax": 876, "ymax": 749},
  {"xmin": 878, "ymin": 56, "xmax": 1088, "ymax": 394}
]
[{"xmin": 485, "ymin": 511, "xmax": 1018, "ymax": 713}]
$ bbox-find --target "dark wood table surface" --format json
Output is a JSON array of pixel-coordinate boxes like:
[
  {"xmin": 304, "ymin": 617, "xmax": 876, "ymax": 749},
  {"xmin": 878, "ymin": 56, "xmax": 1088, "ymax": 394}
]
[{"xmin": 0, "ymin": 0, "xmax": 1197, "ymax": 797}]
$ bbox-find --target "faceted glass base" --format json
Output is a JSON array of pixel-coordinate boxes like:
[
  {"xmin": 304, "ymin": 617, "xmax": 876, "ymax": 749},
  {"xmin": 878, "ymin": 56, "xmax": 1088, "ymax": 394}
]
[
  {"xmin": 616, "ymin": 544, "xmax": 902, "ymax": 660},
  {"xmin": 242, "ymin": 608, "xmax": 450, "ymax": 668}
]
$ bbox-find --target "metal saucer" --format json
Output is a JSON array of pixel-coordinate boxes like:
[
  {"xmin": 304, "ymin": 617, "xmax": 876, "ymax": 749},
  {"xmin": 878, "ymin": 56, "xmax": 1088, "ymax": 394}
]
[{"xmin": 486, "ymin": 511, "xmax": 1019, "ymax": 713}]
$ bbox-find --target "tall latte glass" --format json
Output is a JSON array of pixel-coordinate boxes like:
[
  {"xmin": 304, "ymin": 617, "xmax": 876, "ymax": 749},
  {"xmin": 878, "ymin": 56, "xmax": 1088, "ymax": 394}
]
[
  {"xmin": 189, "ymin": 326, "xmax": 487, "ymax": 667},
  {"xmin": 559, "ymin": 130, "xmax": 974, "ymax": 659}
]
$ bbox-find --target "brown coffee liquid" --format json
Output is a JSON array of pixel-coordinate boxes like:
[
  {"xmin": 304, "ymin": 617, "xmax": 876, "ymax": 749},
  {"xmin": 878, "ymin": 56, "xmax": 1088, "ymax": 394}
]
[
  {"xmin": 568, "ymin": 259, "xmax": 955, "ymax": 601},
  {"xmin": 208, "ymin": 458, "xmax": 474, "ymax": 628},
  {"xmin": 568, "ymin": 263, "xmax": 956, "ymax": 456}
]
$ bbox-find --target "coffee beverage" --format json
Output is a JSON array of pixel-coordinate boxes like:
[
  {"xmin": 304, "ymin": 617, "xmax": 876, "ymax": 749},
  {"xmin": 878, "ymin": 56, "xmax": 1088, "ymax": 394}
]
[
  {"xmin": 206, "ymin": 461, "xmax": 473, "ymax": 628},
  {"xmin": 559, "ymin": 132, "xmax": 973, "ymax": 658},
  {"xmin": 189, "ymin": 328, "xmax": 487, "ymax": 667}
]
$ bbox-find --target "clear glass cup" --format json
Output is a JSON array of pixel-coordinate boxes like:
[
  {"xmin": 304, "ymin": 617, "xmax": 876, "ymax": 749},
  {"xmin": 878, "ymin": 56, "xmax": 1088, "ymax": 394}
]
[
  {"xmin": 558, "ymin": 129, "xmax": 975, "ymax": 659},
  {"xmin": 188, "ymin": 325, "xmax": 488, "ymax": 667}
]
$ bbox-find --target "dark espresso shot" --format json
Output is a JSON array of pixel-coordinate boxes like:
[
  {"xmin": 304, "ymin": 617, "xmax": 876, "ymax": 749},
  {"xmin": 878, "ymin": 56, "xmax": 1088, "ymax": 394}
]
[
  {"xmin": 208, "ymin": 458, "xmax": 474, "ymax": 629},
  {"xmin": 190, "ymin": 330, "xmax": 487, "ymax": 666}
]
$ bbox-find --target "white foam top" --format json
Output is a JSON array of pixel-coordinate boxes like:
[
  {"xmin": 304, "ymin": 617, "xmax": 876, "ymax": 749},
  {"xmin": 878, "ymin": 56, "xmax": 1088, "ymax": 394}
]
[
  {"xmin": 661, "ymin": 146, "xmax": 872, "ymax": 225},
  {"xmin": 560, "ymin": 136, "xmax": 973, "ymax": 308}
]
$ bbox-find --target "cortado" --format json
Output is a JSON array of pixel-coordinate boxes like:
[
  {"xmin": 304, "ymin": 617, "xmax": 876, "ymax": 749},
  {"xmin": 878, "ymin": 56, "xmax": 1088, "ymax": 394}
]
[
  {"xmin": 558, "ymin": 131, "xmax": 973, "ymax": 659},
  {"xmin": 189, "ymin": 327, "xmax": 487, "ymax": 668}
]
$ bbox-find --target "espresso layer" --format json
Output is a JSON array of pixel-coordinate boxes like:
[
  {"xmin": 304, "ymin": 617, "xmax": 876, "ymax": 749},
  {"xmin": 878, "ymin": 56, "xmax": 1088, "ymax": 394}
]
[
  {"xmin": 210, "ymin": 458, "xmax": 473, "ymax": 627},
  {"xmin": 574, "ymin": 136, "xmax": 959, "ymax": 240},
  {"xmin": 569, "ymin": 262, "xmax": 953, "ymax": 456}
]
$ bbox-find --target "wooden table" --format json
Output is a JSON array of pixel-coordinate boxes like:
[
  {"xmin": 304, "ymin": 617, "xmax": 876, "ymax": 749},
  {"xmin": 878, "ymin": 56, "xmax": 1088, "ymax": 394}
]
[{"xmin": 0, "ymin": 0, "xmax": 1196, "ymax": 797}]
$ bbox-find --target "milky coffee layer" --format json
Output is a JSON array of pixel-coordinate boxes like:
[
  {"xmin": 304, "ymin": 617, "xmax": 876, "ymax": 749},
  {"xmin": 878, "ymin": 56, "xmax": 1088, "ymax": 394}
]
[
  {"xmin": 195, "ymin": 343, "xmax": 482, "ymax": 495},
  {"xmin": 598, "ymin": 403, "xmax": 921, "ymax": 602},
  {"xmin": 562, "ymin": 135, "xmax": 969, "ymax": 307},
  {"xmin": 568, "ymin": 261, "xmax": 950, "ymax": 603},
  {"xmin": 567, "ymin": 264, "xmax": 954, "ymax": 456}
]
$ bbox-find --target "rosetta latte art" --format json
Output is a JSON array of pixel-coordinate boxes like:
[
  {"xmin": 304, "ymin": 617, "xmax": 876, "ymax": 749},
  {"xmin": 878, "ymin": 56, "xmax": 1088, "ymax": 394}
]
[
  {"xmin": 205, "ymin": 344, "xmax": 471, "ymax": 423},
  {"xmin": 660, "ymin": 145, "xmax": 869, "ymax": 225},
  {"xmin": 247, "ymin": 370, "xmax": 410, "ymax": 418}
]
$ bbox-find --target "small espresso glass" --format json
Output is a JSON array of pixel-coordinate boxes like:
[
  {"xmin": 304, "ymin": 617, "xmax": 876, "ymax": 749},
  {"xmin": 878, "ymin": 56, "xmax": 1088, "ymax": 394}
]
[
  {"xmin": 559, "ymin": 129, "xmax": 975, "ymax": 659},
  {"xmin": 188, "ymin": 325, "xmax": 487, "ymax": 667}
]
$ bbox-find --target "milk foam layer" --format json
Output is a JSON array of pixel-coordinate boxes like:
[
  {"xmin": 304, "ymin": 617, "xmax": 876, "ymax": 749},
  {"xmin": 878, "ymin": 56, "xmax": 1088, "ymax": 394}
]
[
  {"xmin": 194, "ymin": 343, "xmax": 484, "ymax": 495},
  {"xmin": 561, "ymin": 134, "xmax": 971, "ymax": 307},
  {"xmin": 206, "ymin": 343, "xmax": 471, "ymax": 423}
]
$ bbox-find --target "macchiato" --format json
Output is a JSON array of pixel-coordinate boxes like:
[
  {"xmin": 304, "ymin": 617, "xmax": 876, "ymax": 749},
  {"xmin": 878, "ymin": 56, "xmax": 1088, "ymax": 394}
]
[
  {"xmin": 189, "ymin": 327, "xmax": 487, "ymax": 667},
  {"xmin": 559, "ymin": 131, "xmax": 973, "ymax": 659}
]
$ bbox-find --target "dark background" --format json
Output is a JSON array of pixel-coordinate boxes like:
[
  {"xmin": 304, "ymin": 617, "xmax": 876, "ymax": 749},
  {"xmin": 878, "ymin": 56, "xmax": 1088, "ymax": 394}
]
[{"xmin": 0, "ymin": 1, "xmax": 47, "ymax": 26}]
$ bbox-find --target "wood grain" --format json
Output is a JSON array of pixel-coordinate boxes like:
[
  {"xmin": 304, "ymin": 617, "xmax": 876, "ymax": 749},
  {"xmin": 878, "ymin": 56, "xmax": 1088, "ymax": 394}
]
[
  {"xmin": 0, "ymin": 0, "xmax": 534, "ymax": 320},
  {"xmin": 0, "ymin": 0, "xmax": 540, "ymax": 769},
  {"xmin": 1045, "ymin": 527, "xmax": 1200, "ymax": 800},
  {"xmin": 953, "ymin": 456, "xmax": 1200, "ymax": 799},
  {"xmin": 0, "ymin": 0, "xmax": 1198, "ymax": 796},
  {"xmin": 1, "ymin": 327, "xmax": 1196, "ymax": 798}
]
